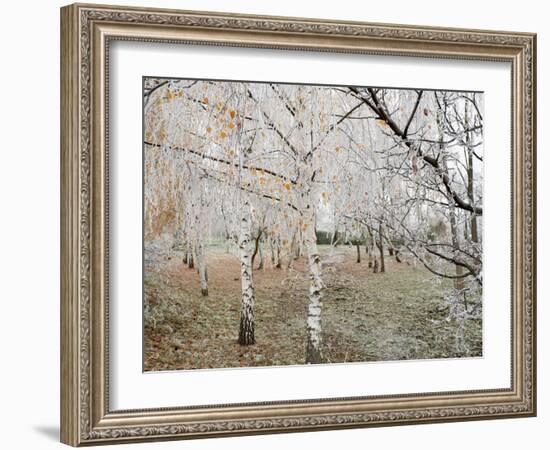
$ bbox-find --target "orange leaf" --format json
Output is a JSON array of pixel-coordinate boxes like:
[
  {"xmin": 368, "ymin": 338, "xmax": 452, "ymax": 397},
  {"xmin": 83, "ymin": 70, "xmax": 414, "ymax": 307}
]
[
  {"xmin": 229, "ymin": 110, "xmax": 236, "ymax": 119},
  {"xmin": 202, "ymin": 96, "xmax": 209, "ymax": 105}
]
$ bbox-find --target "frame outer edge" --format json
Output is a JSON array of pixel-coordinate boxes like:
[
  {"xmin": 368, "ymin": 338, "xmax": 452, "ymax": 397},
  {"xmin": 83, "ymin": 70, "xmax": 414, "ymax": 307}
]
[
  {"xmin": 529, "ymin": 33, "xmax": 536, "ymax": 417},
  {"xmin": 61, "ymin": 2, "xmax": 537, "ymax": 445},
  {"xmin": 61, "ymin": 4, "xmax": 81, "ymax": 447}
]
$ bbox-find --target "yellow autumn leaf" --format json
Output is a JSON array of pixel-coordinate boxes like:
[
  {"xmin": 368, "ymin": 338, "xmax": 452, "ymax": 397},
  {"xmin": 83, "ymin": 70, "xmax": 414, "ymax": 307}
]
[
  {"xmin": 283, "ymin": 182, "xmax": 291, "ymax": 191},
  {"xmin": 219, "ymin": 131, "xmax": 227, "ymax": 139},
  {"xmin": 206, "ymin": 127, "xmax": 212, "ymax": 133},
  {"xmin": 158, "ymin": 124, "xmax": 166, "ymax": 141},
  {"xmin": 228, "ymin": 122, "xmax": 235, "ymax": 129}
]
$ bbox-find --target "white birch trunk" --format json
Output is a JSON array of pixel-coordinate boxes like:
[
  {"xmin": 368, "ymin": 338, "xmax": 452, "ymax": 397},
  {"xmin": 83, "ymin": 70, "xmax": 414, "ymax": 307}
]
[
  {"xmin": 258, "ymin": 243, "xmax": 264, "ymax": 270},
  {"xmin": 304, "ymin": 203, "xmax": 324, "ymax": 364},
  {"xmin": 269, "ymin": 237, "xmax": 276, "ymax": 268},
  {"xmin": 238, "ymin": 200, "xmax": 255, "ymax": 345},
  {"xmin": 195, "ymin": 241, "xmax": 208, "ymax": 296},
  {"xmin": 191, "ymin": 184, "xmax": 207, "ymax": 295},
  {"xmin": 275, "ymin": 240, "xmax": 282, "ymax": 269}
]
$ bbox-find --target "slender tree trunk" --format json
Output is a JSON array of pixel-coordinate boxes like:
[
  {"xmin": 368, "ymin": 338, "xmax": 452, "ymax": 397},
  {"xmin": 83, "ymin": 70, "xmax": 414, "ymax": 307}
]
[
  {"xmin": 187, "ymin": 251, "xmax": 194, "ymax": 269},
  {"xmin": 238, "ymin": 200, "xmax": 255, "ymax": 346},
  {"xmin": 331, "ymin": 225, "xmax": 340, "ymax": 247},
  {"xmin": 195, "ymin": 242, "xmax": 208, "ymax": 296},
  {"xmin": 269, "ymin": 237, "xmax": 276, "ymax": 267},
  {"xmin": 183, "ymin": 246, "xmax": 188, "ymax": 265},
  {"xmin": 287, "ymin": 253, "xmax": 294, "ymax": 270},
  {"xmin": 193, "ymin": 178, "xmax": 208, "ymax": 287},
  {"xmin": 293, "ymin": 231, "xmax": 301, "ymax": 260},
  {"xmin": 290, "ymin": 232, "xmax": 297, "ymax": 259},
  {"xmin": 467, "ymin": 146, "xmax": 479, "ymax": 243},
  {"xmin": 373, "ymin": 258, "xmax": 379, "ymax": 273},
  {"xmin": 251, "ymin": 228, "xmax": 263, "ymax": 269},
  {"xmin": 465, "ymin": 99, "xmax": 479, "ymax": 244},
  {"xmin": 470, "ymin": 213, "xmax": 478, "ymax": 243},
  {"xmin": 356, "ymin": 244, "xmax": 361, "ymax": 263},
  {"xmin": 257, "ymin": 243, "xmax": 264, "ymax": 270},
  {"xmin": 303, "ymin": 204, "xmax": 324, "ymax": 364},
  {"xmin": 275, "ymin": 242, "xmax": 282, "ymax": 269},
  {"xmin": 286, "ymin": 233, "xmax": 295, "ymax": 269},
  {"xmin": 367, "ymin": 228, "xmax": 374, "ymax": 268},
  {"xmin": 449, "ymin": 208, "xmax": 465, "ymax": 291},
  {"xmin": 437, "ymin": 101, "xmax": 466, "ymax": 290},
  {"xmin": 220, "ymin": 205, "xmax": 231, "ymax": 254},
  {"xmin": 377, "ymin": 222, "xmax": 385, "ymax": 273}
]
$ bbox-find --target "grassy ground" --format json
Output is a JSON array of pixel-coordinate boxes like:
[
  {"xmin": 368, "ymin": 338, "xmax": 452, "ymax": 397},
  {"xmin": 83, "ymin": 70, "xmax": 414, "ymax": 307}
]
[{"xmin": 144, "ymin": 245, "xmax": 482, "ymax": 371}]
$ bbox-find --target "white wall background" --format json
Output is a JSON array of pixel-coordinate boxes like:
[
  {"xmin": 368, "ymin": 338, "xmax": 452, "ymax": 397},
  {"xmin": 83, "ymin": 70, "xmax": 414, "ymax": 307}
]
[{"xmin": 0, "ymin": 0, "xmax": 545, "ymax": 449}]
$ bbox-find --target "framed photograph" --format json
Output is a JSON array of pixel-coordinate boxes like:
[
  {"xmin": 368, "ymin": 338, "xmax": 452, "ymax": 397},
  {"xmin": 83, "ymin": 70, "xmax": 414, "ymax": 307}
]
[{"xmin": 60, "ymin": 3, "xmax": 536, "ymax": 446}]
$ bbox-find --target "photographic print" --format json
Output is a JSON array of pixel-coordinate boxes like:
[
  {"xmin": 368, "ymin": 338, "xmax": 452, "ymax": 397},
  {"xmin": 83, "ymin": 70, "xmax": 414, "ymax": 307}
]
[{"xmin": 143, "ymin": 77, "xmax": 483, "ymax": 372}]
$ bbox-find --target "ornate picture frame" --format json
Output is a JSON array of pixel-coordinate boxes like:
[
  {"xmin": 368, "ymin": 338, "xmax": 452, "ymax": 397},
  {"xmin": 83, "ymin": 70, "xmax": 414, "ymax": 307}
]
[{"xmin": 60, "ymin": 3, "xmax": 536, "ymax": 446}]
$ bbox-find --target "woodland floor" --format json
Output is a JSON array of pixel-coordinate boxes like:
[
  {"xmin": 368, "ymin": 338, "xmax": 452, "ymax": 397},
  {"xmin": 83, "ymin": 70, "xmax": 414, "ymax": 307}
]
[{"xmin": 143, "ymin": 245, "xmax": 482, "ymax": 371}]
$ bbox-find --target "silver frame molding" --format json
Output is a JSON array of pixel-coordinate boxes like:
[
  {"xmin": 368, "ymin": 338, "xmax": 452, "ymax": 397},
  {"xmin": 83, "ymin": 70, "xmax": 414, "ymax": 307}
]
[{"xmin": 61, "ymin": 3, "xmax": 536, "ymax": 446}]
